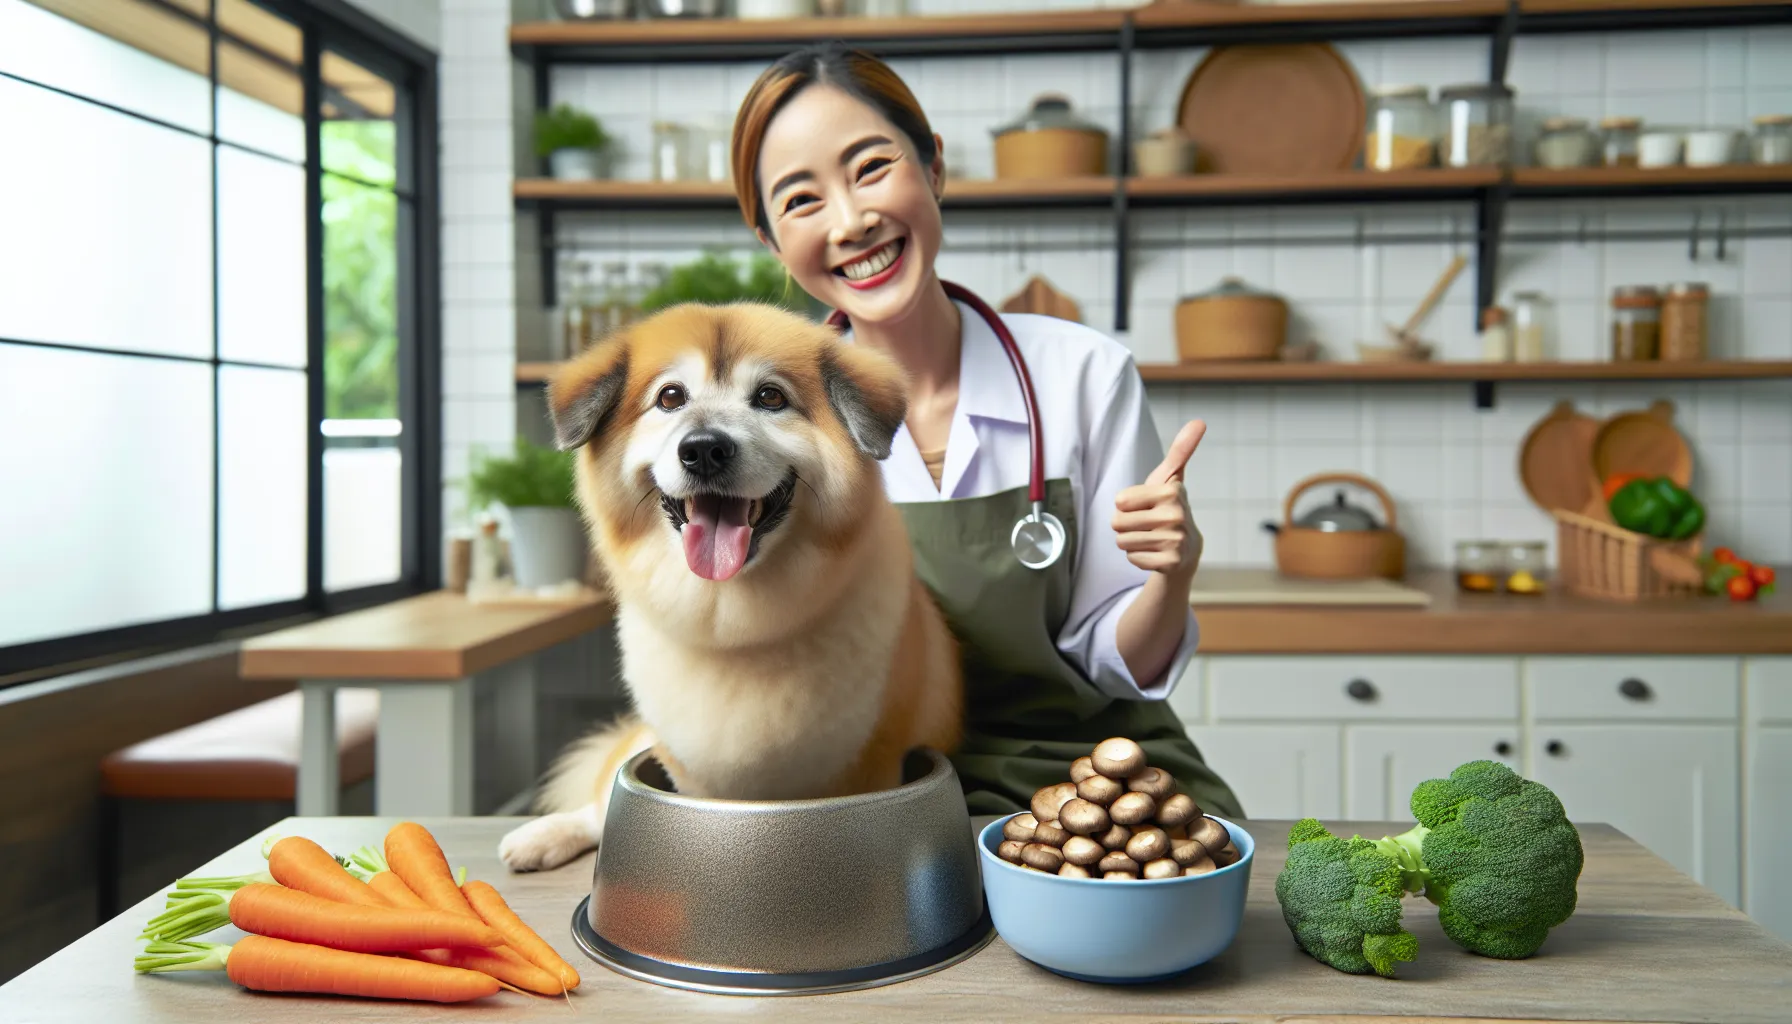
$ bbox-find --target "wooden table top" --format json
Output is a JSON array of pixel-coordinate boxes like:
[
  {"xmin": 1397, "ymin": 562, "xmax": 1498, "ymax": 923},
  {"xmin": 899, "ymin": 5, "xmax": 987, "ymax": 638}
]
[
  {"xmin": 1191, "ymin": 568, "xmax": 1792, "ymax": 655},
  {"xmin": 9, "ymin": 816, "xmax": 1788, "ymax": 1023},
  {"xmin": 238, "ymin": 590, "xmax": 614, "ymax": 681}
]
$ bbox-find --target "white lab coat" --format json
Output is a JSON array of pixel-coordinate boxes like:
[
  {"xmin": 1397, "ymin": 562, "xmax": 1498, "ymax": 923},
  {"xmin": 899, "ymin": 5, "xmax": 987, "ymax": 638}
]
[{"xmin": 862, "ymin": 298, "xmax": 1199, "ymax": 702}]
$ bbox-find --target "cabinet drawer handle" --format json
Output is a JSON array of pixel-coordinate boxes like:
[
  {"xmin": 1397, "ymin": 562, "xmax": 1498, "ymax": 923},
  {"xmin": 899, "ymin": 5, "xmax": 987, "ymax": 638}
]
[
  {"xmin": 1545, "ymin": 739, "xmax": 1566, "ymax": 757},
  {"xmin": 1494, "ymin": 740, "xmax": 1513, "ymax": 757},
  {"xmin": 1345, "ymin": 678, "xmax": 1377, "ymax": 702},
  {"xmin": 1618, "ymin": 677, "xmax": 1652, "ymax": 701}
]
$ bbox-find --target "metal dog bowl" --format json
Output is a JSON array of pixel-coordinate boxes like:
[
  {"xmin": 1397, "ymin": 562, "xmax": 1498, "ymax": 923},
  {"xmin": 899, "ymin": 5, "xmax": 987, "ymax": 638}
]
[{"xmin": 571, "ymin": 747, "xmax": 994, "ymax": 995}]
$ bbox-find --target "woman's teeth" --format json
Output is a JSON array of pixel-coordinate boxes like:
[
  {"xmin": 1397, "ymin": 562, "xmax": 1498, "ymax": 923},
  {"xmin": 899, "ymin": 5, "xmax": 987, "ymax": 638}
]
[{"xmin": 839, "ymin": 239, "xmax": 902, "ymax": 281}]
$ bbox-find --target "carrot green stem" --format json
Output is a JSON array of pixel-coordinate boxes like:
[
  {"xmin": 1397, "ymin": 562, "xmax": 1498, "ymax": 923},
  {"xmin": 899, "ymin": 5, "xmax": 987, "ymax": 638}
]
[
  {"xmin": 173, "ymin": 869, "xmax": 276, "ymax": 892},
  {"xmin": 135, "ymin": 940, "xmax": 229, "ymax": 973},
  {"xmin": 139, "ymin": 889, "xmax": 232, "ymax": 942}
]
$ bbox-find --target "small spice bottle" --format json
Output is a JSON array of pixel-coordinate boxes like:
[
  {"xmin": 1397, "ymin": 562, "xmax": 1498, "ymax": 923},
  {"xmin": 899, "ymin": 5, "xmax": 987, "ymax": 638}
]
[
  {"xmin": 1503, "ymin": 541, "xmax": 1548, "ymax": 595},
  {"xmin": 1610, "ymin": 286, "xmax": 1661, "ymax": 361},
  {"xmin": 1601, "ymin": 117, "xmax": 1642, "ymax": 167},
  {"xmin": 1751, "ymin": 114, "xmax": 1792, "ymax": 165},
  {"xmin": 1512, "ymin": 291, "xmax": 1549, "ymax": 362},
  {"xmin": 1660, "ymin": 282, "xmax": 1709, "ymax": 362},
  {"xmin": 1479, "ymin": 305, "xmax": 1512, "ymax": 361},
  {"xmin": 1455, "ymin": 540, "xmax": 1503, "ymax": 594}
]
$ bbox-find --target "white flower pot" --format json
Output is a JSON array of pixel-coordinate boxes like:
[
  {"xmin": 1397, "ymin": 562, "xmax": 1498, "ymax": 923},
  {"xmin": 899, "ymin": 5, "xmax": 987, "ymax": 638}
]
[
  {"xmin": 506, "ymin": 506, "xmax": 588, "ymax": 589},
  {"xmin": 549, "ymin": 148, "xmax": 604, "ymax": 181}
]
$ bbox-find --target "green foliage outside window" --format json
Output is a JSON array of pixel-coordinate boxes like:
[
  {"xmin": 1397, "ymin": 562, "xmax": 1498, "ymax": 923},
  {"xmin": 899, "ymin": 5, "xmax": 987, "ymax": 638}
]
[{"xmin": 322, "ymin": 120, "xmax": 399, "ymax": 421}]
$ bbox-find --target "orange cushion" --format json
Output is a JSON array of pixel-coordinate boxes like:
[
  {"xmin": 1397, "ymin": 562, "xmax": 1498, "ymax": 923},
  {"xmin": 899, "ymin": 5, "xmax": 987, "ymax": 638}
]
[{"xmin": 101, "ymin": 689, "xmax": 379, "ymax": 801}]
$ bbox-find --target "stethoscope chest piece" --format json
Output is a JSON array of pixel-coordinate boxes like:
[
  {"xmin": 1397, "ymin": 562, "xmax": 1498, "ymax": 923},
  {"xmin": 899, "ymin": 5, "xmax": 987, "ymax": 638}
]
[{"xmin": 1011, "ymin": 502, "xmax": 1066, "ymax": 571}]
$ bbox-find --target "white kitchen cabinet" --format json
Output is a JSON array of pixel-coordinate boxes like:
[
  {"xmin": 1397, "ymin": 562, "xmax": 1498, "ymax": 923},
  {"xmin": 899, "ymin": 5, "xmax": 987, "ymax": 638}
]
[
  {"xmin": 1744, "ymin": 657, "xmax": 1792, "ymax": 943},
  {"xmin": 1528, "ymin": 725, "xmax": 1740, "ymax": 909},
  {"xmin": 1186, "ymin": 724, "xmax": 1341, "ymax": 821},
  {"xmin": 1344, "ymin": 725, "xmax": 1522, "ymax": 821}
]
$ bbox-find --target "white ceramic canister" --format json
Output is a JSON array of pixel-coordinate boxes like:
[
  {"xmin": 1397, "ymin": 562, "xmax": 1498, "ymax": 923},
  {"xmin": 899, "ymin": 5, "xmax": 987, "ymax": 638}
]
[
  {"xmin": 1638, "ymin": 131, "xmax": 1683, "ymax": 168},
  {"xmin": 737, "ymin": 0, "xmax": 810, "ymax": 15},
  {"xmin": 1685, "ymin": 129, "xmax": 1739, "ymax": 167}
]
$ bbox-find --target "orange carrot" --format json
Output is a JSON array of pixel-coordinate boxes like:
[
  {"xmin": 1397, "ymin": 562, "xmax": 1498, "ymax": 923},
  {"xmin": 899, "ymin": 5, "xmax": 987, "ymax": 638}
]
[
  {"xmin": 225, "ymin": 882, "xmax": 503, "ymax": 953},
  {"xmin": 136, "ymin": 935, "xmax": 502, "ymax": 1003},
  {"xmin": 463, "ymin": 880, "xmax": 581, "ymax": 991},
  {"xmin": 368, "ymin": 870, "xmax": 429, "ymax": 909},
  {"xmin": 368, "ymin": 865, "xmax": 565, "ymax": 996},
  {"xmin": 268, "ymin": 836, "xmax": 388, "ymax": 908},
  {"xmin": 385, "ymin": 822, "xmax": 479, "ymax": 920}
]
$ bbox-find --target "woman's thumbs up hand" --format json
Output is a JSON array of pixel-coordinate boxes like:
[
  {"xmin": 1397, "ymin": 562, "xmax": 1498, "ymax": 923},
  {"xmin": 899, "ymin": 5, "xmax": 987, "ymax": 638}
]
[{"xmin": 1112, "ymin": 420, "xmax": 1206, "ymax": 577}]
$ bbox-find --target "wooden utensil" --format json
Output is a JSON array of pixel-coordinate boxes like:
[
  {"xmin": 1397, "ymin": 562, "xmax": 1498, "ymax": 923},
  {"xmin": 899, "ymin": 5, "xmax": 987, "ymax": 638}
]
[
  {"xmin": 1592, "ymin": 399, "xmax": 1694, "ymax": 488},
  {"xmin": 1518, "ymin": 399, "xmax": 1603, "ymax": 515},
  {"xmin": 1000, "ymin": 275, "xmax": 1082, "ymax": 323},
  {"xmin": 1175, "ymin": 43, "xmax": 1365, "ymax": 175},
  {"xmin": 1388, "ymin": 254, "xmax": 1466, "ymax": 348}
]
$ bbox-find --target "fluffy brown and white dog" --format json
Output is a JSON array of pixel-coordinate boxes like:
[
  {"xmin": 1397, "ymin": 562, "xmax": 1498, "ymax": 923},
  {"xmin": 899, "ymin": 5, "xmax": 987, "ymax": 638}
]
[{"xmin": 498, "ymin": 302, "xmax": 963, "ymax": 872}]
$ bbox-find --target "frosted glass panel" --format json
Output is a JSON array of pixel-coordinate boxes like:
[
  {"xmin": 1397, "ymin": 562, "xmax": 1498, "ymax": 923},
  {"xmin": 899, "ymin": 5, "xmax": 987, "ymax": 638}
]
[
  {"xmin": 219, "ymin": 148, "xmax": 307, "ymax": 367},
  {"xmin": 0, "ymin": 346, "xmax": 213, "ymax": 648},
  {"xmin": 220, "ymin": 366, "xmax": 307, "ymax": 610},
  {"xmin": 0, "ymin": 77, "xmax": 212, "ymax": 357},
  {"xmin": 325, "ymin": 446, "xmax": 402, "ymax": 591},
  {"xmin": 218, "ymin": 41, "xmax": 305, "ymax": 163},
  {"xmin": 0, "ymin": 0, "xmax": 211, "ymax": 134}
]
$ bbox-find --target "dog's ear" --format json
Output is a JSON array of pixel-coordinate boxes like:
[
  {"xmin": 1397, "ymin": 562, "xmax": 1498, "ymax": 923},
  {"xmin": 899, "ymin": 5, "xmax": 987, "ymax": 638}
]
[
  {"xmin": 820, "ymin": 344, "xmax": 908, "ymax": 460},
  {"xmin": 547, "ymin": 337, "xmax": 631, "ymax": 451}
]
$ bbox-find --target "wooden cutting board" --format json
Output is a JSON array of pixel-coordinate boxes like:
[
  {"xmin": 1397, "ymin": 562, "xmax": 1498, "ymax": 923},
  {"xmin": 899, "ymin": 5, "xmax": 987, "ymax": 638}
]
[{"xmin": 1188, "ymin": 567, "xmax": 1432, "ymax": 607}]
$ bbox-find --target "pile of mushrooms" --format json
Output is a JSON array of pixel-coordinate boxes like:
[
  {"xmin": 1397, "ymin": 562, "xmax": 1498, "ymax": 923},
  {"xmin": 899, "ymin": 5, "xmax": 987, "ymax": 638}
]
[{"xmin": 996, "ymin": 737, "xmax": 1240, "ymax": 881}]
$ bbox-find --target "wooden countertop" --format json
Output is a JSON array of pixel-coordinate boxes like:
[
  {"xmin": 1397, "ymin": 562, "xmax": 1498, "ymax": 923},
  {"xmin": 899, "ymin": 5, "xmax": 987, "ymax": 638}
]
[
  {"xmin": 1191, "ymin": 569, "xmax": 1792, "ymax": 655},
  {"xmin": 238, "ymin": 590, "xmax": 614, "ymax": 681},
  {"xmin": 8, "ymin": 816, "xmax": 1787, "ymax": 1022}
]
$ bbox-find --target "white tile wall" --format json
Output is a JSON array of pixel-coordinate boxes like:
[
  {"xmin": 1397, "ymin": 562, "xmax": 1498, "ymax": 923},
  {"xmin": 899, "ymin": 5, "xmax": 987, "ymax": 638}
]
[{"xmin": 433, "ymin": 4, "xmax": 1792, "ymax": 563}]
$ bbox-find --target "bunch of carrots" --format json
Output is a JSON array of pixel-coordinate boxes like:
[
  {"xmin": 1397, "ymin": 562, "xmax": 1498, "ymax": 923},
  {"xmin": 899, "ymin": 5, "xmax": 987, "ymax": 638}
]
[{"xmin": 132, "ymin": 821, "xmax": 579, "ymax": 1004}]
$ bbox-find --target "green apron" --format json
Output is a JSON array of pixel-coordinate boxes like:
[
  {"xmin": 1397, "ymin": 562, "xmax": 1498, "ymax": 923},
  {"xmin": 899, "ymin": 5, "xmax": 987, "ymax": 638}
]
[{"xmin": 895, "ymin": 478, "xmax": 1245, "ymax": 820}]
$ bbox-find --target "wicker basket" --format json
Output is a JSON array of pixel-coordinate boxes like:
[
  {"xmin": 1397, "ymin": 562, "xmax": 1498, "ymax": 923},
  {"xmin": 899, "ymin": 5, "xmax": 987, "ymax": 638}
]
[{"xmin": 1551, "ymin": 509, "xmax": 1703, "ymax": 602}]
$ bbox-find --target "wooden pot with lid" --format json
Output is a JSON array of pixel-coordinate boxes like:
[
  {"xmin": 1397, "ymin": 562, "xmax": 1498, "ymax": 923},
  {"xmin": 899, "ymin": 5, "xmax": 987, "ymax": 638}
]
[{"xmin": 1263, "ymin": 472, "xmax": 1406, "ymax": 580}]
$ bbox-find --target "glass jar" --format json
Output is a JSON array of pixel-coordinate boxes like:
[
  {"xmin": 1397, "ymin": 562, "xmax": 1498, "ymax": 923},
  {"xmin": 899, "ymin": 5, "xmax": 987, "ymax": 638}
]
[
  {"xmin": 651, "ymin": 121, "xmax": 689, "ymax": 182},
  {"xmin": 1364, "ymin": 85, "xmax": 1437, "ymax": 171},
  {"xmin": 1438, "ymin": 83, "xmax": 1514, "ymax": 167},
  {"xmin": 1660, "ymin": 282, "xmax": 1709, "ymax": 362},
  {"xmin": 1533, "ymin": 116, "xmax": 1597, "ymax": 168},
  {"xmin": 559, "ymin": 259, "xmax": 599, "ymax": 358},
  {"xmin": 1511, "ymin": 291, "xmax": 1549, "ymax": 361},
  {"xmin": 1456, "ymin": 540, "xmax": 1504, "ymax": 594},
  {"xmin": 598, "ymin": 262, "xmax": 632, "ymax": 334},
  {"xmin": 1610, "ymin": 285, "xmax": 1661, "ymax": 361},
  {"xmin": 1601, "ymin": 116, "xmax": 1642, "ymax": 167},
  {"xmin": 1752, "ymin": 114, "xmax": 1792, "ymax": 165},
  {"xmin": 688, "ymin": 118, "xmax": 732, "ymax": 183},
  {"xmin": 1503, "ymin": 541, "xmax": 1548, "ymax": 595},
  {"xmin": 1479, "ymin": 305, "xmax": 1512, "ymax": 361}
]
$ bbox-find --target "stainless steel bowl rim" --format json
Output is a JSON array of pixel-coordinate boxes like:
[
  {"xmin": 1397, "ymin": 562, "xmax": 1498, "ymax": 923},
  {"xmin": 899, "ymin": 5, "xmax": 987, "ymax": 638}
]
[
  {"xmin": 978, "ymin": 813, "xmax": 1255, "ymax": 886},
  {"xmin": 612, "ymin": 745, "xmax": 959, "ymax": 813}
]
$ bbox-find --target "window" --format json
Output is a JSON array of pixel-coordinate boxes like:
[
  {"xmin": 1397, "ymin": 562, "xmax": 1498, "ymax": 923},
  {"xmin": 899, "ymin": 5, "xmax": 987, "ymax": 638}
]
[{"xmin": 0, "ymin": 0, "xmax": 440, "ymax": 679}]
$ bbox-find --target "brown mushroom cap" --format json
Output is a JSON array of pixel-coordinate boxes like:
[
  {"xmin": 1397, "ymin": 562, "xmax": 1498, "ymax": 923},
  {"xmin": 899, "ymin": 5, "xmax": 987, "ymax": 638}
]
[
  {"xmin": 1058, "ymin": 862, "xmax": 1092, "ymax": 879},
  {"xmin": 1097, "ymin": 851, "xmax": 1140, "ymax": 875},
  {"xmin": 1075, "ymin": 774, "xmax": 1124, "ymax": 806},
  {"xmin": 1091, "ymin": 737, "xmax": 1148, "ymax": 779},
  {"xmin": 1125, "ymin": 826, "xmax": 1170, "ymax": 864},
  {"xmin": 1021, "ymin": 843, "xmax": 1065, "ymax": 871},
  {"xmin": 1003, "ymin": 814, "xmax": 1039, "ymax": 844},
  {"xmin": 1061, "ymin": 835, "xmax": 1106, "ymax": 866},
  {"xmin": 1103, "ymin": 871, "xmax": 1137, "ymax": 881},
  {"xmin": 1097, "ymin": 823, "xmax": 1133, "ymax": 850},
  {"xmin": 1108, "ymin": 791, "xmax": 1158, "ymax": 826},
  {"xmin": 1058, "ymin": 798, "xmax": 1111, "ymax": 837},
  {"xmin": 1169, "ymin": 837, "xmax": 1208, "ymax": 867},
  {"xmin": 1069, "ymin": 756, "xmax": 1099, "ymax": 783},
  {"xmin": 1182, "ymin": 855, "xmax": 1217, "ymax": 877},
  {"xmin": 1213, "ymin": 840, "xmax": 1241, "ymax": 867},
  {"xmin": 1155, "ymin": 793, "xmax": 1198, "ymax": 830},
  {"xmin": 1142, "ymin": 858, "xmax": 1181, "ymax": 880},
  {"xmin": 1032, "ymin": 820, "xmax": 1071, "ymax": 848},
  {"xmin": 1127, "ymin": 767, "xmax": 1176, "ymax": 801},
  {"xmin": 1030, "ymin": 782, "xmax": 1078, "ymax": 824},
  {"xmin": 1189, "ymin": 815, "xmax": 1230, "ymax": 855},
  {"xmin": 998, "ymin": 840, "xmax": 1027, "ymax": 864}
]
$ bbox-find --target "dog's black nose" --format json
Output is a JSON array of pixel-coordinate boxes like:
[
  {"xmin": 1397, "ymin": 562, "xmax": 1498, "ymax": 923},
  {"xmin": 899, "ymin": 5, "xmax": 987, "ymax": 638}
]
[{"xmin": 678, "ymin": 429, "xmax": 737, "ymax": 479}]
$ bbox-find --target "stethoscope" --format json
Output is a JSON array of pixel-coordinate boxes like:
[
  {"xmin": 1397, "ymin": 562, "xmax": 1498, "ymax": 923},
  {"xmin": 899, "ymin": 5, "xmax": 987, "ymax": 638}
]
[{"xmin": 827, "ymin": 280, "xmax": 1066, "ymax": 572}]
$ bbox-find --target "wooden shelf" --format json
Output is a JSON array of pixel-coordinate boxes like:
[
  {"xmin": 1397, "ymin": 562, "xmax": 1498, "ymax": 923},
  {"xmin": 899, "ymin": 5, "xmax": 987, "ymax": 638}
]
[
  {"xmin": 1136, "ymin": 360, "xmax": 1792, "ymax": 384},
  {"xmin": 514, "ymin": 175, "xmax": 1119, "ymax": 210},
  {"xmin": 517, "ymin": 362, "xmax": 562, "ymax": 384},
  {"xmin": 1512, "ymin": 164, "xmax": 1792, "ymax": 198},
  {"xmin": 1127, "ymin": 167, "xmax": 1498, "ymax": 205}
]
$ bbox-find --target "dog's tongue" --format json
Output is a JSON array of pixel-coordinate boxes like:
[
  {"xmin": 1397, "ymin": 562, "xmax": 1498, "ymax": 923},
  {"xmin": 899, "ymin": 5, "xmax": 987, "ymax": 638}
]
[{"xmin": 682, "ymin": 495, "xmax": 752, "ymax": 581}]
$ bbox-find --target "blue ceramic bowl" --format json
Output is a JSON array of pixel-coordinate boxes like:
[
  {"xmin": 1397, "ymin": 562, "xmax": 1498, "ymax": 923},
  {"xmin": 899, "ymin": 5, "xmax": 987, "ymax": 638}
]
[{"xmin": 976, "ymin": 813, "xmax": 1254, "ymax": 983}]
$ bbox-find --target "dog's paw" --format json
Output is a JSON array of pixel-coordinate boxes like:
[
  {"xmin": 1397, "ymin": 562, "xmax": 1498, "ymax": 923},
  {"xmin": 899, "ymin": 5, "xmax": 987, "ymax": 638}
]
[{"xmin": 499, "ymin": 812, "xmax": 598, "ymax": 873}]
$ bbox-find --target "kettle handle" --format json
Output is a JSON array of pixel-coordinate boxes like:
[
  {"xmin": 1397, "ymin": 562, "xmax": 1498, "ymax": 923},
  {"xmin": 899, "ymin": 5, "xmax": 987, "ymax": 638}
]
[{"xmin": 1283, "ymin": 472, "xmax": 1399, "ymax": 530}]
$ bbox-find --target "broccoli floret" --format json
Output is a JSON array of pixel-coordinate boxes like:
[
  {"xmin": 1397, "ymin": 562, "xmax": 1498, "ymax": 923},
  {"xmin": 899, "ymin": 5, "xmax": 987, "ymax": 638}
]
[
  {"xmin": 1274, "ymin": 818, "xmax": 1420, "ymax": 977},
  {"xmin": 1409, "ymin": 760, "xmax": 1584, "ymax": 959},
  {"xmin": 1274, "ymin": 760, "xmax": 1584, "ymax": 976}
]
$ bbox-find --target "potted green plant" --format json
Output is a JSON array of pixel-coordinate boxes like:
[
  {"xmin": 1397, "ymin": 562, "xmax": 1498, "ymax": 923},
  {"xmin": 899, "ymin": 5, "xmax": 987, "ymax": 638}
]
[
  {"xmin": 637, "ymin": 250, "xmax": 821, "ymax": 317},
  {"xmin": 466, "ymin": 436, "xmax": 587, "ymax": 589},
  {"xmin": 535, "ymin": 103, "xmax": 612, "ymax": 181}
]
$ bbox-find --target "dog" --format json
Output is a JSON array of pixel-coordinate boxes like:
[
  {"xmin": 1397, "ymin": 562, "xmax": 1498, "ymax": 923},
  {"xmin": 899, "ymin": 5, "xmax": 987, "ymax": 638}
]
[{"xmin": 498, "ymin": 302, "xmax": 963, "ymax": 872}]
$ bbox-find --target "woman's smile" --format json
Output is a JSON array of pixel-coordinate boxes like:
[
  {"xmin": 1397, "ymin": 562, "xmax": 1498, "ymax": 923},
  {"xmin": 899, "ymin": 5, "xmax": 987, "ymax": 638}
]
[{"xmin": 835, "ymin": 237, "xmax": 906, "ymax": 289}]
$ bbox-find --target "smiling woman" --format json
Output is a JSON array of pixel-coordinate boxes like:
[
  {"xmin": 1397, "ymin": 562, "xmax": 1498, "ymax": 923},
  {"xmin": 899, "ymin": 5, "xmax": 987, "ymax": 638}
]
[{"xmin": 724, "ymin": 45, "xmax": 1246, "ymax": 821}]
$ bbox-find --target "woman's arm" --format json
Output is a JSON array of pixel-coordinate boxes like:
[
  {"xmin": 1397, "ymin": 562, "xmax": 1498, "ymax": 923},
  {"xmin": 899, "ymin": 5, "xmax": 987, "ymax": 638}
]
[{"xmin": 1111, "ymin": 421, "xmax": 1207, "ymax": 685}]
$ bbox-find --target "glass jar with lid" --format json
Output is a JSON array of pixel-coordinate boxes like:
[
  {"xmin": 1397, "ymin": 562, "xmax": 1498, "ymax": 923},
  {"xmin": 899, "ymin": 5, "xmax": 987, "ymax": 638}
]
[
  {"xmin": 1503, "ymin": 541, "xmax": 1548, "ymax": 595},
  {"xmin": 1610, "ymin": 285, "xmax": 1661, "ymax": 361},
  {"xmin": 1533, "ymin": 116, "xmax": 1597, "ymax": 168},
  {"xmin": 1365, "ymin": 85, "xmax": 1437, "ymax": 171},
  {"xmin": 1511, "ymin": 291, "xmax": 1550, "ymax": 361},
  {"xmin": 1601, "ymin": 116, "xmax": 1642, "ymax": 166},
  {"xmin": 1752, "ymin": 114, "xmax": 1792, "ymax": 165},
  {"xmin": 1438, "ymin": 83, "xmax": 1514, "ymax": 167},
  {"xmin": 651, "ymin": 122, "xmax": 689, "ymax": 182},
  {"xmin": 1659, "ymin": 282, "xmax": 1709, "ymax": 362},
  {"xmin": 1455, "ymin": 540, "xmax": 1503, "ymax": 594}
]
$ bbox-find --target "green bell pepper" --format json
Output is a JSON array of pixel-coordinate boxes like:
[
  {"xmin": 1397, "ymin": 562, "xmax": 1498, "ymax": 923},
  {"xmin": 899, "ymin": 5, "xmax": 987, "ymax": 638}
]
[{"xmin": 1608, "ymin": 477, "xmax": 1705, "ymax": 540}]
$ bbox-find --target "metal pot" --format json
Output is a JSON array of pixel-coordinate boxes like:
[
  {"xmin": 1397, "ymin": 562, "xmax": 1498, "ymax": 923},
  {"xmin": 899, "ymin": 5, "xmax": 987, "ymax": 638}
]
[
  {"xmin": 1174, "ymin": 276, "xmax": 1288, "ymax": 362},
  {"xmin": 554, "ymin": 0, "xmax": 632, "ymax": 18},
  {"xmin": 1263, "ymin": 472, "xmax": 1405, "ymax": 580}
]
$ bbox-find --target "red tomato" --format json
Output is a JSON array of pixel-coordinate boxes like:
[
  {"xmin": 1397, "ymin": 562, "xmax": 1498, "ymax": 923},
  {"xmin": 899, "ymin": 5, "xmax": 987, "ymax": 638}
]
[
  {"xmin": 1727, "ymin": 575, "xmax": 1757, "ymax": 601},
  {"xmin": 1713, "ymin": 547, "xmax": 1737, "ymax": 564},
  {"xmin": 1749, "ymin": 564, "xmax": 1776, "ymax": 587}
]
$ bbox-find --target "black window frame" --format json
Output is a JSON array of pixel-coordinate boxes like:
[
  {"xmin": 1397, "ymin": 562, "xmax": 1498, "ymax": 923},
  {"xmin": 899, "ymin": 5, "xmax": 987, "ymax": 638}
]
[{"xmin": 0, "ymin": 0, "xmax": 442, "ymax": 683}]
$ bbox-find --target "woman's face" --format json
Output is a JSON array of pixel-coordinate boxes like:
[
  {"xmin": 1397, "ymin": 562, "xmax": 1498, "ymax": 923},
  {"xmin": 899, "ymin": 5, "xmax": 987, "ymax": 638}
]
[{"xmin": 754, "ymin": 84, "xmax": 945, "ymax": 328}]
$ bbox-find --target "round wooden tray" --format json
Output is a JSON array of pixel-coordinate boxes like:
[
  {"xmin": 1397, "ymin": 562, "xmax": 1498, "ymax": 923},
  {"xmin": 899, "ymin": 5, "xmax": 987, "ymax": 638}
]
[
  {"xmin": 1518, "ymin": 399, "xmax": 1602, "ymax": 515},
  {"xmin": 1175, "ymin": 43, "xmax": 1365, "ymax": 175},
  {"xmin": 1592, "ymin": 399, "xmax": 1693, "ymax": 488}
]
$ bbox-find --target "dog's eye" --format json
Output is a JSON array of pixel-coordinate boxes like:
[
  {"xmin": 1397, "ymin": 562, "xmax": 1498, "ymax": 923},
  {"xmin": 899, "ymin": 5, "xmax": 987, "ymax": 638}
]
[
  {"xmin": 656, "ymin": 384, "xmax": 686, "ymax": 411},
  {"xmin": 755, "ymin": 385, "xmax": 787, "ymax": 411}
]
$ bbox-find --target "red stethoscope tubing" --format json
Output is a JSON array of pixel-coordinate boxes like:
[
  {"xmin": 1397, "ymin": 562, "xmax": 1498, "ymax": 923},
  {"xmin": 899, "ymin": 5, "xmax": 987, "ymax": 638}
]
[{"xmin": 826, "ymin": 280, "xmax": 1046, "ymax": 504}]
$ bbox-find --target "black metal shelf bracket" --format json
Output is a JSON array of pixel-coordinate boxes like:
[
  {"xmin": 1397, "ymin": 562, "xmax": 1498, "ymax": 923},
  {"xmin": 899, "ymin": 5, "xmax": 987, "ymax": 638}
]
[{"xmin": 1114, "ymin": 13, "xmax": 1134, "ymax": 335}]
